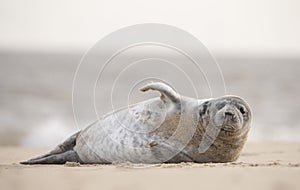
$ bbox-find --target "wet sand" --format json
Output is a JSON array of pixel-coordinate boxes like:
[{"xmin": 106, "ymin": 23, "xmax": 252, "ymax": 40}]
[{"xmin": 1, "ymin": 142, "xmax": 299, "ymax": 190}]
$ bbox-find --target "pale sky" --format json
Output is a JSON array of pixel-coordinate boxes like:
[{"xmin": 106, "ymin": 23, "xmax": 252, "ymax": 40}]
[{"xmin": 0, "ymin": 0, "xmax": 299, "ymax": 56}]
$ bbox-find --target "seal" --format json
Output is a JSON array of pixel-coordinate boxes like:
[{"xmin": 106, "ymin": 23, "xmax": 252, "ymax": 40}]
[{"xmin": 21, "ymin": 82, "xmax": 252, "ymax": 164}]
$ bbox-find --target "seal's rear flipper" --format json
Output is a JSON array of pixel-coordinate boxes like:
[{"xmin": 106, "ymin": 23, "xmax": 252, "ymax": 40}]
[
  {"xmin": 20, "ymin": 150, "xmax": 82, "ymax": 164},
  {"xmin": 140, "ymin": 82, "xmax": 180, "ymax": 104},
  {"xmin": 20, "ymin": 131, "xmax": 82, "ymax": 164}
]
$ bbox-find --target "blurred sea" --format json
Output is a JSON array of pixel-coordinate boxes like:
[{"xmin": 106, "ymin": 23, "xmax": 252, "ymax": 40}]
[{"xmin": 0, "ymin": 51, "xmax": 299, "ymax": 146}]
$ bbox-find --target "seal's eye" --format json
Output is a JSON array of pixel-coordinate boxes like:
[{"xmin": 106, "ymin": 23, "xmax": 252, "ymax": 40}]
[
  {"xmin": 239, "ymin": 106, "xmax": 246, "ymax": 115},
  {"xmin": 200, "ymin": 101, "xmax": 209, "ymax": 116},
  {"xmin": 201, "ymin": 104, "xmax": 207, "ymax": 115}
]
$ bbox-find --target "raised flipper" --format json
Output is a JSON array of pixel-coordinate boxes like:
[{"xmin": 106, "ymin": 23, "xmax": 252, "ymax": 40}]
[
  {"xmin": 140, "ymin": 82, "xmax": 180, "ymax": 104},
  {"xmin": 20, "ymin": 131, "xmax": 82, "ymax": 164}
]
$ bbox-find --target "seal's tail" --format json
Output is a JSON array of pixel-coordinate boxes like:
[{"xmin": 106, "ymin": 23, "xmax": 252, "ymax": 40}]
[{"xmin": 20, "ymin": 131, "xmax": 82, "ymax": 164}]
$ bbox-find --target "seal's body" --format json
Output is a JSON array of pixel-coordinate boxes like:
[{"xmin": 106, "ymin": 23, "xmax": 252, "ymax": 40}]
[{"xmin": 21, "ymin": 82, "xmax": 252, "ymax": 164}]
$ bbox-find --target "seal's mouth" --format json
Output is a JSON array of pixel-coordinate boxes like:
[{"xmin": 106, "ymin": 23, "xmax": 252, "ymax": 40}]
[{"xmin": 222, "ymin": 123, "xmax": 240, "ymax": 132}]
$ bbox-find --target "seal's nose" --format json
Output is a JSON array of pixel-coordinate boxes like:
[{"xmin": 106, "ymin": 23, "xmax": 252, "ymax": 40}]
[
  {"xmin": 225, "ymin": 111, "xmax": 234, "ymax": 116},
  {"xmin": 224, "ymin": 109, "xmax": 236, "ymax": 120}
]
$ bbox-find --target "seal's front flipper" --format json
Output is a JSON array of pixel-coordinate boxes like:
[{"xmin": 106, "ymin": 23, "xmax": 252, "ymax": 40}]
[
  {"xmin": 140, "ymin": 82, "xmax": 180, "ymax": 104},
  {"xmin": 20, "ymin": 150, "xmax": 81, "ymax": 164},
  {"xmin": 198, "ymin": 123, "xmax": 222, "ymax": 154},
  {"xmin": 20, "ymin": 131, "xmax": 81, "ymax": 164}
]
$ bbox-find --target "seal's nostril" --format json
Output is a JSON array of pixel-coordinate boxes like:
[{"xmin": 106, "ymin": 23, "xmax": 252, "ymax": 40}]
[{"xmin": 225, "ymin": 111, "xmax": 234, "ymax": 116}]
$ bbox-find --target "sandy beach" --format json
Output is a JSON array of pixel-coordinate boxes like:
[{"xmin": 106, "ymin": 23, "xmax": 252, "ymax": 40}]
[{"xmin": 0, "ymin": 142, "xmax": 299, "ymax": 190}]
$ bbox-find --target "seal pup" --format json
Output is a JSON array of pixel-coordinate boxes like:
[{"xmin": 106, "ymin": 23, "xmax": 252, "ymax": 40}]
[{"xmin": 21, "ymin": 82, "xmax": 252, "ymax": 164}]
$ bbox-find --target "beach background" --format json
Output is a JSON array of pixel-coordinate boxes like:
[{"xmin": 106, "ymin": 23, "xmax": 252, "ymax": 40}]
[{"xmin": 0, "ymin": 1, "xmax": 300, "ymax": 190}]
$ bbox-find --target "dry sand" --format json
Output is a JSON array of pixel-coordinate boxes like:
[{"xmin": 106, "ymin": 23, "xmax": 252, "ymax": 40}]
[{"xmin": 0, "ymin": 142, "xmax": 299, "ymax": 190}]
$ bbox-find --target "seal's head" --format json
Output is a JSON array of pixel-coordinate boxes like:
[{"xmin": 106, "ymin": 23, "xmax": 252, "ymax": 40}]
[
  {"xmin": 200, "ymin": 96, "xmax": 252, "ymax": 134},
  {"xmin": 198, "ymin": 96, "xmax": 252, "ymax": 162},
  {"xmin": 214, "ymin": 96, "xmax": 251, "ymax": 133}
]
